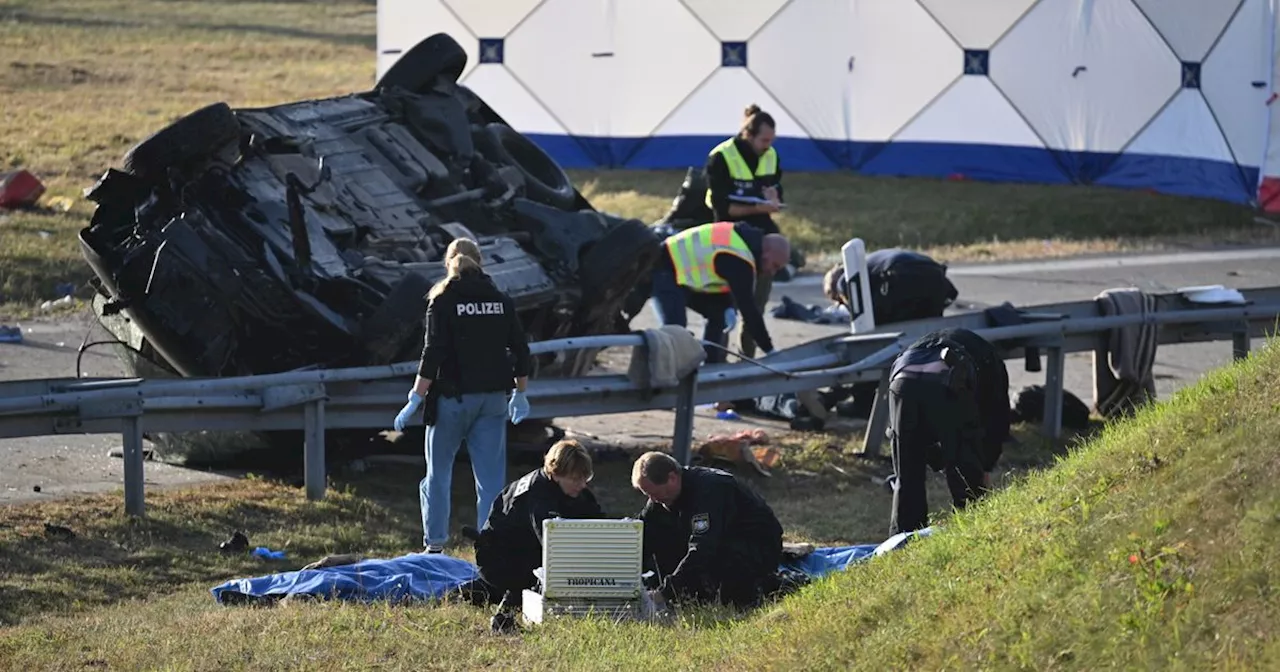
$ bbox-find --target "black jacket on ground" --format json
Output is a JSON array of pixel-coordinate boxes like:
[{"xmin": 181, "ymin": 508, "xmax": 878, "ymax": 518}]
[
  {"xmin": 895, "ymin": 328, "xmax": 1010, "ymax": 471},
  {"xmin": 417, "ymin": 268, "xmax": 532, "ymax": 395},
  {"xmin": 638, "ymin": 466, "xmax": 783, "ymax": 602},
  {"xmin": 474, "ymin": 468, "xmax": 606, "ymax": 593},
  {"xmin": 704, "ymin": 136, "xmax": 783, "ymax": 235}
]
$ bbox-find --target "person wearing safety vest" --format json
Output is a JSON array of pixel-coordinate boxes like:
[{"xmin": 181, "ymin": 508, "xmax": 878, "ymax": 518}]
[
  {"xmin": 649, "ymin": 221, "xmax": 791, "ymax": 364},
  {"xmin": 704, "ymin": 104, "xmax": 785, "ymax": 360}
]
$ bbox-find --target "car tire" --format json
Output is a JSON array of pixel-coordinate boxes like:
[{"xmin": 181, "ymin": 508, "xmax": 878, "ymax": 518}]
[
  {"xmin": 121, "ymin": 102, "xmax": 241, "ymax": 180},
  {"xmin": 579, "ymin": 218, "xmax": 663, "ymax": 307},
  {"xmin": 375, "ymin": 33, "xmax": 468, "ymax": 93},
  {"xmin": 474, "ymin": 123, "xmax": 577, "ymax": 211}
]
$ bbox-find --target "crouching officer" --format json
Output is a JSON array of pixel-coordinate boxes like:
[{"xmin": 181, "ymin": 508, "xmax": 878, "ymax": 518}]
[
  {"xmin": 464, "ymin": 440, "xmax": 605, "ymax": 633},
  {"xmin": 649, "ymin": 221, "xmax": 791, "ymax": 363},
  {"xmin": 631, "ymin": 451, "xmax": 784, "ymax": 610},
  {"xmin": 886, "ymin": 327, "xmax": 1009, "ymax": 534}
]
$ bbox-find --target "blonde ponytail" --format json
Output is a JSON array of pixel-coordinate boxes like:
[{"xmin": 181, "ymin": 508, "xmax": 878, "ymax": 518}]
[{"xmin": 427, "ymin": 237, "xmax": 484, "ymax": 300}]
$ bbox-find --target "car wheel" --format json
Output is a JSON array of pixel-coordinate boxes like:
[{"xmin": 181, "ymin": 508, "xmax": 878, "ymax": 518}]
[
  {"xmin": 121, "ymin": 102, "xmax": 241, "ymax": 181},
  {"xmin": 376, "ymin": 33, "xmax": 468, "ymax": 93},
  {"xmin": 579, "ymin": 218, "xmax": 663, "ymax": 309},
  {"xmin": 474, "ymin": 123, "xmax": 577, "ymax": 211}
]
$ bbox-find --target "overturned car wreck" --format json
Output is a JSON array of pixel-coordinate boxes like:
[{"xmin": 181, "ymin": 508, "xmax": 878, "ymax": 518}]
[{"xmin": 79, "ymin": 33, "xmax": 662, "ymax": 465}]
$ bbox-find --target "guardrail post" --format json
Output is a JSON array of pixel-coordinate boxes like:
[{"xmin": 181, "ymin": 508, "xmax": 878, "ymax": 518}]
[
  {"xmin": 671, "ymin": 371, "xmax": 697, "ymax": 466},
  {"xmin": 1232, "ymin": 323, "xmax": 1251, "ymax": 361},
  {"xmin": 304, "ymin": 399, "xmax": 326, "ymax": 500},
  {"xmin": 1042, "ymin": 346, "xmax": 1065, "ymax": 440},
  {"xmin": 860, "ymin": 368, "xmax": 892, "ymax": 456},
  {"xmin": 122, "ymin": 416, "xmax": 145, "ymax": 517}
]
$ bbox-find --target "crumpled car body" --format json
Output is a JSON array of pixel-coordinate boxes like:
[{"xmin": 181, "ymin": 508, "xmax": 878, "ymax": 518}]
[{"xmin": 77, "ymin": 33, "xmax": 662, "ymax": 465}]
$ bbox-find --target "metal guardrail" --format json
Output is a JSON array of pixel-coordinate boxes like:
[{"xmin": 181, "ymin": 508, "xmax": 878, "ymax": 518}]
[{"xmin": 2, "ymin": 286, "xmax": 1278, "ymax": 517}]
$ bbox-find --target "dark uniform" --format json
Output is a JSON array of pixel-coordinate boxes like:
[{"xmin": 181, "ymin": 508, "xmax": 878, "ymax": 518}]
[
  {"xmin": 418, "ymin": 267, "xmax": 532, "ymax": 399},
  {"xmin": 639, "ymin": 466, "xmax": 784, "ymax": 609},
  {"xmin": 416, "ymin": 266, "xmax": 532, "ymax": 550},
  {"xmin": 886, "ymin": 328, "xmax": 1009, "ymax": 534},
  {"xmin": 467, "ymin": 468, "xmax": 606, "ymax": 605}
]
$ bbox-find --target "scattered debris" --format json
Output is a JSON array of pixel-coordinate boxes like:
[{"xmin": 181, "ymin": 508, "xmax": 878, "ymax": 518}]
[
  {"xmin": 696, "ymin": 429, "xmax": 779, "ymax": 476},
  {"xmin": 219, "ymin": 530, "xmax": 249, "ymax": 553},
  {"xmin": 43, "ymin": 522, "xmax": 75, "ymax": 540},
  {"xmin": 38, "ymin": 295, "xmax": 74, "ymax": 311},
  {"xmin": 0, "ymin": 169, "xmax": 45, "ymax": 209},
  {"xmin": 252, "ymin": 546, "xmax": 287, "ymax": 560},
  {"xmin": 0, "ymin": 326, "xmax": 22, "ymax": 344}
]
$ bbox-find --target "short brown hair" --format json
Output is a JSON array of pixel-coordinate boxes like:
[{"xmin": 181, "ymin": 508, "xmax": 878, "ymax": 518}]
[
  {"xmin": 545, "ymin": 440, "xmax": 593, "ymax": 481},
  {"xmin": 823, "ymin": 264, "xmax": 848, "ymax": 307},
  {"xmin": 631, "ymin": 451, "xmax": 681, "ymax": 490}
]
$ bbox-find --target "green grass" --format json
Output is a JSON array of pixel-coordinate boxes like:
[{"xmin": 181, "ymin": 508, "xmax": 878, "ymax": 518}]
[
  {"xmin": 2, "ymin": 341, "xmax": 1279, "ymax": 668},
  {"xmin": 3, "ymin": 0, "xmax": 1277, "ymax": 317}
]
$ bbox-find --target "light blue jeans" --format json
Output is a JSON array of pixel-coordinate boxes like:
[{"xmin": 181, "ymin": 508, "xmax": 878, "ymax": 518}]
[{"xmin": 419, "ymin": 391, "xmax": 509, "ymax": 548}]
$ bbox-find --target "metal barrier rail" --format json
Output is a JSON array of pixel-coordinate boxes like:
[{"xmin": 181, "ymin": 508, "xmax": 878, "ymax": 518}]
[{"xmin": 2, "ymin": 287, "xmax": 1278, "ymax": 517}]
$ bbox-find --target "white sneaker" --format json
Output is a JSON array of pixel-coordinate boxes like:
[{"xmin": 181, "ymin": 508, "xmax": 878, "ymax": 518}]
[{"xmin": 425, "ymin": 544, "xmax": 445, "ymax": 554}]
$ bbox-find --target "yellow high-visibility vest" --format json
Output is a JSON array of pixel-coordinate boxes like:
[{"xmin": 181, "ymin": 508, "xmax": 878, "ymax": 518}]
[
  {"xmin": 704, "ymin": 138, "xmax": 779, "ymax": 210},
  {"xmin": 665, "ymin": 222, "xmax": 756, "ymax": 293}
]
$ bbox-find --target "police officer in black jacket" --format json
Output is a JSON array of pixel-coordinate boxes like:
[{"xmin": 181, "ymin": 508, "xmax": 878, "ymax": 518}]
[
  {"xmin": 631, "ymin": 451, "xmax": 784, "ymax": 610},
  {"xmin": 392, "ymin": 237, "xmax": 533, "ymax": 553},
  {"xmin": 885, "ymin": 327, "xmax": 1010, "ymax": 534},
  {"xmin": 462, "ymin": 439, "xmax": 605, "ymax": 632}
]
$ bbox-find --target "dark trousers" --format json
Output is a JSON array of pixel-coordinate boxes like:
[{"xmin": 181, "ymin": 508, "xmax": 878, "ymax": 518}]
[
  {"xmin": 649, "ymin": 264, "xmax": 732, "ymax": 364},
  {"xmin": 455, "ymin": 543, "xmax": 538, "ymax": 609},
  {"xmin": 643, "ymin": 512, "xmax": 782, "ymax": 609},
  {"xmin": 888, "ymin": 375, "xmax": 988, "ymax": 535}
]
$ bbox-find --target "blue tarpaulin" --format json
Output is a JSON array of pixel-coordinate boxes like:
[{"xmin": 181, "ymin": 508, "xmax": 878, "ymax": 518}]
[
  {"xmin": 211, "ymin": 528, "xmax": 934, "ymax": 605},
  {"xmin": 211, "ymin": 552, "xmax": 479, "ymax": 605}
]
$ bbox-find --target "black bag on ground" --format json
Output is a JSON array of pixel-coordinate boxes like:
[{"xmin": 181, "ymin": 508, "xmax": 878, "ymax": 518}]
[{"xmin": 1010, "ymin": 384, "xmax": 1092, "ymax": 429}]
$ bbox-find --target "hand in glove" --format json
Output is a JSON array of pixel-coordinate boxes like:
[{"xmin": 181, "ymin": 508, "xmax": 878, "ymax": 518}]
[
  {"xmin": 508, "ymin": 390, "xmax": 530, "ymax": 425},
  {"xmin": 723, "ymin": 308, "xmax": 738, "ymax": 335},
  {"xmin": 394, "ymin": 391, "xmax": 424, "ymax": 432}
]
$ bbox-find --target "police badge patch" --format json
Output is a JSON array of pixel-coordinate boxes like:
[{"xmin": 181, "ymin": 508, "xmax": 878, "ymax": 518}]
[{"xmin": 691, "ymin": 513, "xmax": 710, "ymax": 535}]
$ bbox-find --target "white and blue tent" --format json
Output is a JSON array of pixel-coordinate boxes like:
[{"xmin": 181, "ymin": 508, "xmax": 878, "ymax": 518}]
[{"xmin": 377, "ymin": 0, "xmax": 1280, "ymax": 209}]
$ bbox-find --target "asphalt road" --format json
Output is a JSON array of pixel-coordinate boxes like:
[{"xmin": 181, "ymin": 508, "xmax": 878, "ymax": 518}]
[{"xmin": 2, "ymin": 247, "xmax": 1278, "ymax": 504}]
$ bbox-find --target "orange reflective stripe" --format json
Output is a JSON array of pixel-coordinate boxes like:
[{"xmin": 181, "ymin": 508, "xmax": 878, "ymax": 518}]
[{"xmin": 710, "ymin": 222, "xmax": 732, "ymax": 246}]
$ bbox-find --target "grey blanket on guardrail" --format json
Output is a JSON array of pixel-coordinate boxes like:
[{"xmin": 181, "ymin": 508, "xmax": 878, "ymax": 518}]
[
  {"xmin": 627, "ymin": 326, "xmax": 706, "ymax": 393},
  {"xmin": 1093, "ymin": 288, "xmax": 1158, "ymax": 418}
]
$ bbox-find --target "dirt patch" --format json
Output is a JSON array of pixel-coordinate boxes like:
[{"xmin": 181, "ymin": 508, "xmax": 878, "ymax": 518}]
[{"xmin": 3, "ymin": 61, "xmax": 131, "ymax": 88}]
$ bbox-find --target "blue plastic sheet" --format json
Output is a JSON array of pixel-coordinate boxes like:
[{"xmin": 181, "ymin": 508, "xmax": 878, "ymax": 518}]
[
  {"xmin": 211, "ymin": 528, "xmax": 934, "ymax": 605},
  {"xmin": 210, "ymin": 552, "xmax": 479, "ymax": 605}
]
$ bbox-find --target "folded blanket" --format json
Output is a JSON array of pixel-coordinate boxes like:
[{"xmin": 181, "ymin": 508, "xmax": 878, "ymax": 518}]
[{"xmin": 627, "ymin": 325, "xmax": 706, "ymax": 391}]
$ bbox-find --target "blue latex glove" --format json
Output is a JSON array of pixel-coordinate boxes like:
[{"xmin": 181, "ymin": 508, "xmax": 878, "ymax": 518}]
[
  {"xmin": 509, "ymin": 390, "xmax": 530, "ymax": 425},
  {"xmin": 723, "ymin": 307, "xmax": 738, "ymax": 334},
  {"xmin": 394, "ymin": 391, "xmax": 424, "ymax": 432}
]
